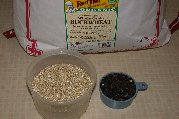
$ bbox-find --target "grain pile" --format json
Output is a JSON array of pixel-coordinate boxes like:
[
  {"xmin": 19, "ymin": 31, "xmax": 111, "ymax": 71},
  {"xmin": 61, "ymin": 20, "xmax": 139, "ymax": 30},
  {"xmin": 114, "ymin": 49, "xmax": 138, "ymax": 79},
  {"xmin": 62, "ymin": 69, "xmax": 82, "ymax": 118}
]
[{"xmin": 32, "ymin": 64, "xmax": 92, "ymax": 101}]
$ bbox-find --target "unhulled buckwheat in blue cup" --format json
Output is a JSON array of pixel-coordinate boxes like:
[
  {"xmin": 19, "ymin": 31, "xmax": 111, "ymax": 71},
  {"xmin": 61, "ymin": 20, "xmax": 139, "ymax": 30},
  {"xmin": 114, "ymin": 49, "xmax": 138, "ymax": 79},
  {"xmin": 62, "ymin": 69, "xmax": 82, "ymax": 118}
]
[{"xmin": 99, "ymin": 72, "xmax": 148, "ymax": 109}]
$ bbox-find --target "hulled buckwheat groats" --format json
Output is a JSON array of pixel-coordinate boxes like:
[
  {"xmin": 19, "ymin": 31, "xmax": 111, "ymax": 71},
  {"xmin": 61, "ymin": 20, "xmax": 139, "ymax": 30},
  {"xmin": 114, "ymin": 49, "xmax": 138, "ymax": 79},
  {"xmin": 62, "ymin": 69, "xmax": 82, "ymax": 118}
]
[{"xmin": 32, "ymin": 64, "xmax": 92, "ymax": 101}]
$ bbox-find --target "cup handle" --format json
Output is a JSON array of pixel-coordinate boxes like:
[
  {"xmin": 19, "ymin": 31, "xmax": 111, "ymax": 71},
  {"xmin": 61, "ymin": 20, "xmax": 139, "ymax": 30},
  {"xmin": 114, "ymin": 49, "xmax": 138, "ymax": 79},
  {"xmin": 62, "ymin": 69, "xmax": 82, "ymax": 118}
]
[{"xmin": 136, "ymin": 82, "xmax": 148, "ymax": 91}]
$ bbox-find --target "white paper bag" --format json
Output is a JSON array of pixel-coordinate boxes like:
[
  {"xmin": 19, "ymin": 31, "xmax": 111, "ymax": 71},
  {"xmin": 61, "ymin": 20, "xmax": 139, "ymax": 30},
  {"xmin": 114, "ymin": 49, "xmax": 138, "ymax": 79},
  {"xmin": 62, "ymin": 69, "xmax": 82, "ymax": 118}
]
[{"xmin": 13, "ymin": 0, "xmax": 171, "ymax": 56}]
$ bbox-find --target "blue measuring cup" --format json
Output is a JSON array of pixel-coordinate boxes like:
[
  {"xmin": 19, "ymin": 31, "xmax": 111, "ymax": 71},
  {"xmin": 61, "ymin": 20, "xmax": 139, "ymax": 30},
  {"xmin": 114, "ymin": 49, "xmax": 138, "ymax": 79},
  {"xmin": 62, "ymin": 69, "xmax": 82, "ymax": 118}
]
[{"xmin": 99, "ymin": 72, "xmax": 148, "ymax": 109}]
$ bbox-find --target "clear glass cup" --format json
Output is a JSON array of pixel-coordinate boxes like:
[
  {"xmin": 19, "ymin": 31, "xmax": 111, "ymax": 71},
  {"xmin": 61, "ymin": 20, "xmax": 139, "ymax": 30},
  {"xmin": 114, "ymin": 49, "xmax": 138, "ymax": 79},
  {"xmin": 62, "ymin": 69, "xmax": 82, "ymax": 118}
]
[{"xmin": 26, "ymin": 49, "xmax": 97, "ymax": 119}]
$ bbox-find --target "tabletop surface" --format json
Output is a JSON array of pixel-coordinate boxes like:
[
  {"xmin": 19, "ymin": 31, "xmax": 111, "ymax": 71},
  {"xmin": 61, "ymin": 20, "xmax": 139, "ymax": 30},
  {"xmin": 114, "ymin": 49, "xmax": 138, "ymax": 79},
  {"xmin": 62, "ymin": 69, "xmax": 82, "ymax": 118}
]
[{"xmin": 0, "ymin": 0, "xmax": 179, "ymax": 119}]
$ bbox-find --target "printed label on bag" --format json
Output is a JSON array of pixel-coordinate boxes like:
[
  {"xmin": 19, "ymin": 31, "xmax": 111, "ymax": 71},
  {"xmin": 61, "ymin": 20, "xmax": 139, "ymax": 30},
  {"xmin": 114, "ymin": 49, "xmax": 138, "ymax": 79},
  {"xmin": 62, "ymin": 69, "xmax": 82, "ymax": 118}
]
[{"xmin": 64, "ymin": 0, "xmax": 119, "ymax": 51}]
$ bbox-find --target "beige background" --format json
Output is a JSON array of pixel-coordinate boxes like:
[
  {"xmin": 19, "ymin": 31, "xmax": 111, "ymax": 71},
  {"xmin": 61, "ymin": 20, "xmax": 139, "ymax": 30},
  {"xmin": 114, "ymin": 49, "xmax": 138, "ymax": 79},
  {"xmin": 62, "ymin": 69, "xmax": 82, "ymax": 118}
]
[{"xmin": 0, "ymin": 0, "xmax": 179, "ymax": 119}]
